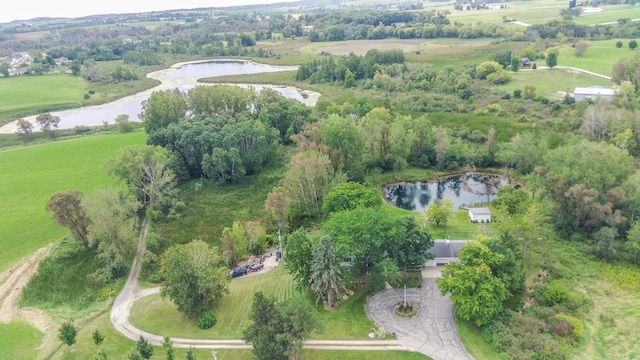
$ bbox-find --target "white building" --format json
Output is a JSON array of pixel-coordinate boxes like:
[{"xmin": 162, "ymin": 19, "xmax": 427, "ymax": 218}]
[
  {"xmin": 469, "ymin": 207, "xmax": 492, "ymax": 223},
  {"xmin": 573, "ymin": 86, "xmax": 616, "ymax": 101}
]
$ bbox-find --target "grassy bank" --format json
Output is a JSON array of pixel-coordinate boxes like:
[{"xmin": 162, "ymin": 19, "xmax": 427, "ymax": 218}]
[{"xmin": 0, "ymin": 131, "xmax": 146, "ymax": 273}]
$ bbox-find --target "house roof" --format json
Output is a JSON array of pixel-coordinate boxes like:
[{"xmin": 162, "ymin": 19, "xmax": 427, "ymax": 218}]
[
  {"xmin": 574, "ymin": 86, "xmax": 615, "ymax": 96},
  {"xmin": 428, "ymin": 240, "xmax": 468, "ymax": 258},
  {"xmin": 469, "ymin": 207, "xmax": 491, "ymax": 215}
]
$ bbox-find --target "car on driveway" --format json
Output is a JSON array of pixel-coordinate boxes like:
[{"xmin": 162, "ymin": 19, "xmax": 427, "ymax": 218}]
[{"xmin": 231, "ymin": 266, "xmax": 248, "ymax": 278}]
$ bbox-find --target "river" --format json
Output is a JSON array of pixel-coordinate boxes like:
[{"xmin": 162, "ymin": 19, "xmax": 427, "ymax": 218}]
[{"xmin": 0, "ymin": 59, "xmax": 320, "ymax": 133}]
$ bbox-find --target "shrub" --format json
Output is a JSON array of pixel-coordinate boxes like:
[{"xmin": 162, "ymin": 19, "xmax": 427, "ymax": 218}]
[
  {"xmin": 74, "ymin": 125, "xmax": 91, "ymax": 134},
  {"xmin": 553, "ymin": 314, "xmax": 585, "ymax": 342},
  {"xmin": 83, "ymin": 93, "xmax": 90, "ymax": 100},
  {"xmin": 197, "ymin": 311, "xmax": 217, "ymax": 330},
  {"xmin": 537, "ymin": 282, "xmax": 570, "ymax": 306},
  {"xmin": 513, "ymin": 89, "xmax": 522, "ymax": 98},
  {"xmin": 616, "ymin": 41, "xmax": 623, "ymax": 48}
]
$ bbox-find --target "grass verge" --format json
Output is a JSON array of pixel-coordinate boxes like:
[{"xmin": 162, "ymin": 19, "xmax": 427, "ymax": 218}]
[
  {"xmin": 0, "ymin": 321, "xmax": 43, "ymax": 360},
  {"xmin": 456, "ymin": 319, "xmax": 501, "ymax": 360}
]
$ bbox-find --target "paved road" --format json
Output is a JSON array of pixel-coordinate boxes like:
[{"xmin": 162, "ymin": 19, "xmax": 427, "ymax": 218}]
[{"xmin": 366, "ymin": 271, "xmax": 473, "ymax": 360}]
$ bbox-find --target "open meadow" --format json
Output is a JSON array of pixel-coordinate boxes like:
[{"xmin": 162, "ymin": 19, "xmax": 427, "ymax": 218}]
[
  {"xmin": 497, "ymin": 68, "xmax": 613, "ymax": 95},
  {"xmin": 558, "ymin": 39, "xmax": 640, "ymax": 76},
  {"xmin": 0, "ymin": 131, "xmax": 146, "ymax": 273}
]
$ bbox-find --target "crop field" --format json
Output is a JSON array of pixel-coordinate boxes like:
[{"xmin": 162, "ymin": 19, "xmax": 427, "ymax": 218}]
[
  {"xmin": 407, "ymin": 40, "xmax": 530, "ymax": 69},
  {"xmin": 0, "ymin": 131, "xmax": 146, "ymax": 273},
  {"xmin": 0, "ymin": 75, "xmax": 87, "ymax": 121},
  {"xmin": 447, "ymin": 0, "xmax": 567, "ymax": 24},
  {"xmin": 305, "ymin": 39, "xmax": 426, "ymax": 56},
  {"xmin": 558, "ymin": 39, "xmax": 640, "ymax": 75}
]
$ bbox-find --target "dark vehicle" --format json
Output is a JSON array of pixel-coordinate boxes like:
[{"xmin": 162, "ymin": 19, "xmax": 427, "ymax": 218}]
[{"xmin": 231, "ymin": 266, "xmax": 248, "ymax": 278}]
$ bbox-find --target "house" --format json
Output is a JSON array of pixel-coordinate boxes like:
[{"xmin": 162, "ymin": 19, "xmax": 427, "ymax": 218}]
[
  {"xmin": 519, "ymin": 58, "xmax": 531, "ymax": 68},
  {"xmin": 469, "ymin": 207, "xmax": 492, "ymax": 223},
  {"xmin": 425, "ymin": 240, "xmax": 470, "ymax": 267},
  {"xmin": 53, "ymin": 57, "xmax": 70, "ymax": 66},
  {"xmin": 573, "ymin": 86, "xmax": 616, "ymax": 101},
  {"xmin": 302, "ymin": 25, "xmax": 315, "ymax": 34}
]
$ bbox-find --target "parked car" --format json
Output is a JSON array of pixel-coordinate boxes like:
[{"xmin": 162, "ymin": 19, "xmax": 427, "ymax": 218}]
[
  {"xmin": 231, "ymin": 266, "xmax": 248, "ymax": 278},
  {"xmin": 249, "ymin": 262, "xmax": 264, "ymax": 272}
]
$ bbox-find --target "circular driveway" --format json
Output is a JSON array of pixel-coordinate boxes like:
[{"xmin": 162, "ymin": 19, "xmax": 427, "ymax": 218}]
[{"xmin": 365, "ymin": 270, "xmax": 473, "ymax": 360}]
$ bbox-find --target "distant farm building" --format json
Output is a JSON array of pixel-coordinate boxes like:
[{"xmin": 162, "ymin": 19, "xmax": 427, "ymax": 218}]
[
  {"xmin": 469, "ymin": 207, "xmax": 492, "ymax": 223},
  {"xmin": 519, "ymin": 58, "xmax": 532, "ymax": 68},
  {"xmin": 573, "ymin": 86, "xmax": 616, "ymax": 101}
]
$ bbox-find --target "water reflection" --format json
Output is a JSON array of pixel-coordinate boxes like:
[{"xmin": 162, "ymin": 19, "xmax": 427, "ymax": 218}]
[{"xmin": 384, "ymin": 173, "xmax": 507, "ymax": 212}]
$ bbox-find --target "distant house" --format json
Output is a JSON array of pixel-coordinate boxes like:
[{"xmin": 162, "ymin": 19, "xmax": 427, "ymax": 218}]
[
  {"xmin": 302, "ymin": 25, "xmax": 315, "ymax": 34},
  {"xmin": 469, "ymin": 207, "xmax": 492, "ymax": 223},
  {"xmin": 519, "ymin": 58, "xmax": 531, "ymax": 68},
  {"xmin": 573, "ymin": 86, "xmax": 616, "ymax": 101},
  {"xmin": 425, "ymin": 240, "xmax": 469, "ymax": 267},
  {"xmin": 53, "ymin": 57, "xmax": 70, "ymax": 66},
  {"xmin": 8, "ymin": 52, "xmax": 30, "ymax": 67}
]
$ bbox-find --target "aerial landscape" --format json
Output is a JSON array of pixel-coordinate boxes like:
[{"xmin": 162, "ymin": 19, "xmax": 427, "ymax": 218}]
[{"xmin": 3, "ymin": 0, "xmax": 640, "ymax": 359}]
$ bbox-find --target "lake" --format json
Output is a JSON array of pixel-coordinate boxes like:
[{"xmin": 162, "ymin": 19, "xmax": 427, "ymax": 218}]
[
  {"xmin": 383, "ymin": 173, "xmax": 507, "ymax": 212},
  {"xmin": 1, "ymin": 60, "xmax": 318, "ymax": 132}
]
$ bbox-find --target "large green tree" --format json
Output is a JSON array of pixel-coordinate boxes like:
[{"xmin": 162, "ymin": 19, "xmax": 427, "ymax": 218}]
[
  {"xmin": 58, "ymin": 322, "xmax": 77, "ymax": 346},
  {"xmin": 321, "ymin": 114, "xmax": 365, "ymax": 179},
  {"xmin": 243, "ymin": 292, "xmax": 320, "ymax": 360},
  {"xmin": 437, "ymin": 241, "xmax": 509, "ymax": 326},
  {"xmin": 46, "ymin": 190, "xmax": 92, "ymax": 247},
  {"xmin": 284, "ymin": 228, "xmax": 314, "ymax": 288},
  {"xmin": 35, "ymin": 112, "xmax": 61, "ymax": 138},
  {"xmin": 140, "ymin": 89, "xmax": 187, "ymax": 134},
  {"xmin": 322, "ymin": 182, "xmax": 382, "ymax": 217},
  {"xmin": 309, "ymin": 236, "xmax": 343, "ymax": 308},
  {"xmin": 105, "ymin": 144, "xmax": 176, "ymax": 206},
  {"xmin": 161, "ymin": 240, "xmax": 230, "ymax": 319}
]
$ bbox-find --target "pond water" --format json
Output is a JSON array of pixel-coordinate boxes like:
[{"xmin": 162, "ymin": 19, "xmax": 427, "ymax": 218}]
[
  {"xmin": 383, "ymin": 173, "xmax": 507, "ymax": 212},
  {"xmin": 1, "ymin": 60, "xmax": 317, "ymax": 132}
]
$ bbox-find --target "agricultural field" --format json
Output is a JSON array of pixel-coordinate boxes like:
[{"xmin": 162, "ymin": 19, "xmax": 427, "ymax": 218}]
[
  {"xmin": 0, "ymin": 131, "xmax": 146, "ymax": 273},
  {"xmin": 0, "ymin": 76, "xmax": 87, "ymax": 121},
  {"xmin": 497, "ymin": 68, "xmax": 613, "ymax": 95}
]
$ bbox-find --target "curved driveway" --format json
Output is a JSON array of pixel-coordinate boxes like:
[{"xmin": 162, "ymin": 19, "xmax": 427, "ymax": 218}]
[{"xmin": 365, "ymin": 271, "xmax": 473, "ymax": 360}]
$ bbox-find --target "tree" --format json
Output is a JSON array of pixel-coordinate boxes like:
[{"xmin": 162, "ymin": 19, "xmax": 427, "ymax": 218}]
[
  {"xmin": 546, "ymin": 50, "xmax": 558, "ymax": 68},
  {"xmin": 437, "ymin": 242, "xmax": 509, "ymax": 326},
  {"xmin": 58, "ymin": 322, "xmax": 77, "ymax": 346},
  {"xmin": 630, "ymin": 40, "xmax": 638, "ymax": 50},
  {"xmin": 127, "ymin": 349, "xmax": 142, "ymax": 360},
  {"xmin": 321, "ymin": 114, "xmax": 365, "ymax": 180},
  {"xmin": 284, "ymin": 229, "xmax": 314, "ymax": 288},
  {"xmin": 510, "ymin": 56, "xmax": 520, "ymax": 72},
  {"xmin": 46, "ymin": 190, "xmax": 92, "ymax": 247},
  {"xmin": 322, "ymin": 182, "xmax": 382, "ymax": 217},
  {"xmin": 161, "ymin": 240, "xmax": 230, "ymax": 319},
  {"xmin": 243, "ymin": 292, "xmax": 321, "ymax": 360},
  {"xmin": 135, "ymin": 336, "xmax": 153, "ymax": 359},
  {"xmin": 83, "ymin": 187, "xmax": 139, "ymax": 284},
  {"xmin": 115, "ymin": 114, "xmax": 133, "ymax": 133},
  {"xmin": 617, "ymin": 41, "xmax": 624, "ymax": 48},
  {"xmin": 140, "ymin": 89, "xmax": 187, "ymax": 134},
  {"xmin": 245, "ymin": 221, "xmax": 268, "ymax": 255},
  {"xmin": 309, "ymin": 236, "xmax": 343, "ymax": 308},
  {"xmin": 575, "ymin": 41, "xmax": 589, "ymax": 57},
  {"xmin": 425, "ymin": 199, "xmax": 453, "ymax": 235},
  {"xmin": 0, "ymin": 63, "xmax": 9, "ymax": 77},
  {"xmin": 185, "ymin": 347, "xmax": 196, "ymax": 360},
  {"xmin": 162, "ymin": 336, "xmax": 174, "ymax": 360},
  {"xmin": 35, "ymin": 112, "xmax": 61, "ymax": 138},
  {"xmin": 593, "ymin": 226, "xmax": 618, "ymax": 262},
  {"xmin": 625, "ymin": 221, "xmax": 640, "ymax": 265},
  {"xmin": 105, "ymin": 144, "xmax": 176, "ymax": 206},
  {"xmin": 92, "ymin": 330, "xmax": 104, "ymax": 346},
  {"xmin": 523, "ymin": 85, "xmax": 537, "ymax": 100},
  {"xmin": 265, "ymin": 187, "xmax": 291, "ymax": 234},
  {"xmin": 476, "ymin": 61, "xmax": 503, "ymax": 79},
  {"xmin": 93, "ymin": 349, "xmax": 108, "ymax": 360},
  {"xmin": 15, "ymin": 118, "xmax": 34, "ymax": 141}
]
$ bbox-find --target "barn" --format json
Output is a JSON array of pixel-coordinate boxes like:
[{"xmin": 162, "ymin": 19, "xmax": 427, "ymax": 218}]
[{"xmin": 573, "ymin": 86, "xmax": 615, "ymax": 101}]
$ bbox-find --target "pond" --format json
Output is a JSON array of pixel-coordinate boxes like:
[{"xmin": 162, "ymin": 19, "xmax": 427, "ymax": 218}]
[
  {"xmin": 383, "ymin": 173, "xmax": 507, "ymax": 212},
  {"xmin": 0, "ymin": 60, "xmax": 319, "ymax": 132}
]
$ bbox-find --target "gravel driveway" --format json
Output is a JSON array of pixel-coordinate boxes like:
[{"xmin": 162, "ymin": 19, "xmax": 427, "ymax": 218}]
[{"xmin": 365, "ymin": 270, "xmax": 473, "ymax": 360}]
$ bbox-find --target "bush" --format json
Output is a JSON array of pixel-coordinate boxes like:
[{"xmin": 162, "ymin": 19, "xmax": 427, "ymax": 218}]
[
  {"xmin": 83, "ymin": 93, "xmax": 90, "ymax": 100},
  {"xmin": 537, "ymin": 282, "xmax": 570, "ymax": 306},
  {"xmin": 74, "ymin": 125, "xmax": 91, "ymax": 134},
  {"xmin": 553, "ymin": 314, "xmax": 585, "ymax": 342},
  {"xmin": 197, "ymin": 311, "xmax": 217, "ymax": 330}
]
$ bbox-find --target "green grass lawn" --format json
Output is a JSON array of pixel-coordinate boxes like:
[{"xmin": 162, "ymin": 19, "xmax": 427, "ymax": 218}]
[
  {"xmin": 497, "ymin": 68, "xmax": 613, "ymax": 95},
  {"xmin": 0, "ymin": 321, "xmax": 43, "ymax": 360},
  {"xmin": 558, "ymin": 39, "xmax": 640, "ymax": 76},
  {"xmin": 0, "ymin": 131, "xmax": 146, "ymax": 273},
  {"xmin": 130, "ymin": 266, "xmax": 375, "ymax": 340},
  {"xmin": 456, "ymin": 319, "xmax": 501, "ymax": 360},
  {"xmin": 0, "ymin": 75, "xmax": 87, "ymax": 121}
]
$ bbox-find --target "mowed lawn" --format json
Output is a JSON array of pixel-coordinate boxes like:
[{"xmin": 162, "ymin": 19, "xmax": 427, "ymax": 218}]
[
  {"xmin": 559, "ymin": 39, "xmax": 640, "ymax": 76},
  {"xmin": 497, "ymin": 68, "xmax": 613, "ymax": 95},
  {"xmin": 0, "ymin": 75, "xmax": 87, "ymax": 120},
  {"xmin": 0, "ymin": 132, "xmax": 146, "ymax": 273}
]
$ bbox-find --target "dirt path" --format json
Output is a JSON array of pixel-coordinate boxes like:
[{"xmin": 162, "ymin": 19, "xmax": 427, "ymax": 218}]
[{"xmin": 0, "ymin": 245, "xmax": 55, "ymax": 347}]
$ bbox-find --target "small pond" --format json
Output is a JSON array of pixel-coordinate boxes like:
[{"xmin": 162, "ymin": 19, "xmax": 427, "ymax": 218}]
[{"xmin": 383, "ymin": 173, "xmax": 507, "ymax": 212}]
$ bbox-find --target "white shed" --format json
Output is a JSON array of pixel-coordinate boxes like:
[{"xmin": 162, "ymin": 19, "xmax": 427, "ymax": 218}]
[
  {"xmin": 469, "ymin": 207, "xmax": 492, "ymax": 223},
  {"xmin": 573, "ymin": 86, "xmax": 615, "ymax": 101}
]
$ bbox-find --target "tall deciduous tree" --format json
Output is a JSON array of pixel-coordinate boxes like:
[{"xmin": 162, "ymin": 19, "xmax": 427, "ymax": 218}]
[
  {"xmin": 546, "ymin": 51, "xmax": 558, "ymax": 68},
  {"xmin": 161, "ymin": 240, "xmax": 230, "ymax": 319},
  {"xmin": 35, "ymin": 112, "xmax": 61, "ymax": 138},
  {"xmin": 16, "ymin": 118, "xmax": 33, "ymax": 141},
  {"xmin": 574, "ymin": 41, "xmax": 589, "ymax": 57},
  {"xmin": 46, "ymin": 190, "xmax": 92, "ymax": 247},
  {"xmin": 265, "ymin": 187, "xmax": 291, "ymax": 234},
  {"xmin": 437, "ymin": 242, "xmax": 509, "ymax": 326},
  {"xmin": 321, "ymin": 114, "xmax": 365, "ymax": 179},
  {"xmin": 284, "ymin": 229, "xmax": 314, "ymax": 288},
  {"xmin": 139, "ymin": 89, "xmax": 187, "ymax": 134},
  {"xmin": 309, "ymin": 236, "xmax": 343, "ymax": 308},
  {"xmin": 105, "ymin": 144, "xmax": 176, "ymax": 206},
  {"xmin": 322, "ymin": 182, "xmax": 382, "ymax": 217},
  {"xmin": 625, "ymin": 221, "xmax": 640, "ymax": 265},
  {"xmin": 162, "ymin": 336, "xmax": 174, "ymax": 360}
]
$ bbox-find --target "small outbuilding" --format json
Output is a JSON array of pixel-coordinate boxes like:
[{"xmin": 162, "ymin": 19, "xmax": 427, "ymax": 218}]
[
  {"xmin": 469, "ymin": 207, "xmax": 492, "ymax": 223},
  {"xmin": 573, "ymin": 86, "xmax": 615, "ymax": 101}
]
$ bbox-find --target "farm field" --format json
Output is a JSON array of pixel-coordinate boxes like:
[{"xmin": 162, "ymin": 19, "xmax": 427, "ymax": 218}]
[
  {"xmin": 0, "ymin": 75, "xmax": 87, "ymax": 121},
  {"xmin": 0, "ymin": 131, "xmax": 146, "ymax": 273},
  {"xmin": 496, "ymin": 68, "xmax": 613, "ymax": 95}
]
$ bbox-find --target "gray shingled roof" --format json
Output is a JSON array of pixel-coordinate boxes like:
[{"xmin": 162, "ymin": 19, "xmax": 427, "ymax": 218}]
[{"xmin": 428, "ymin": 241, "xmax": 468, "ymax": 258}]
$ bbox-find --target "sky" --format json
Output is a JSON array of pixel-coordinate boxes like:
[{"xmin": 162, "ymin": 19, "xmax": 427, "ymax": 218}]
[{"xmin": 1, "ymin": 0, "xmax": 299, "ymax": 23}]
